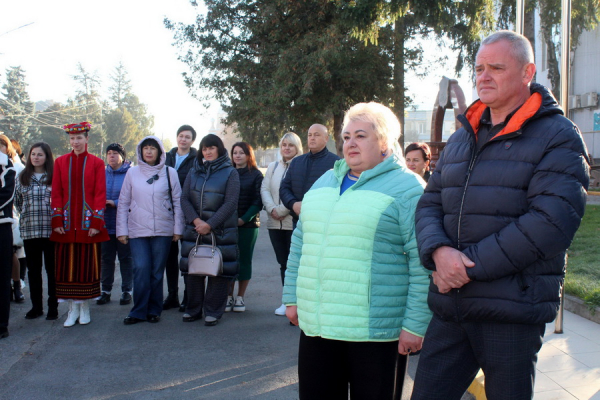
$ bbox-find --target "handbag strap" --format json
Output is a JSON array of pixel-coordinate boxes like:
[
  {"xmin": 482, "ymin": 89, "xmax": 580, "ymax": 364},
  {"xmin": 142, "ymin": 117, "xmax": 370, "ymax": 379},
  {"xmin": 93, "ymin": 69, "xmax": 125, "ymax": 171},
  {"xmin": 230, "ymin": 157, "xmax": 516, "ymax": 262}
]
[
  {"xmin": 195, "ymin": 231, "xmax": 217, "ymax": 249},
  {"xmin": 165, "ymin": 166, "xmax": 175, "ymax": 216}
]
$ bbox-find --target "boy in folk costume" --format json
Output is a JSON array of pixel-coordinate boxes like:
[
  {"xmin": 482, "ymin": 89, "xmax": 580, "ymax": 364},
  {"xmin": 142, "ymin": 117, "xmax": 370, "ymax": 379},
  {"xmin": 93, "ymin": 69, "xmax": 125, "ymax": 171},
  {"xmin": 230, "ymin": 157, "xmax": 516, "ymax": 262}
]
[{"xmin": 50, "ymin": 122, "xmax": 109, "ymax": 327}]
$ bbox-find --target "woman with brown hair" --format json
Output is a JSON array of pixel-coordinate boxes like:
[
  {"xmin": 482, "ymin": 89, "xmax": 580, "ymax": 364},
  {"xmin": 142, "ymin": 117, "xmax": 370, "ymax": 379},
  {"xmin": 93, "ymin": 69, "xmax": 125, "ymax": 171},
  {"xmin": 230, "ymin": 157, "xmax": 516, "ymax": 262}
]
[
  {"xmin": 405, "ymin": 142, "xmax": 432, "ymax": 182},
  {"xmin": 15, "ymin": 142, "xmax": 58, "ymax": 320},
  {"xmin": 227, "ymin": 142, "xmax": 263, "ymax": 313}
]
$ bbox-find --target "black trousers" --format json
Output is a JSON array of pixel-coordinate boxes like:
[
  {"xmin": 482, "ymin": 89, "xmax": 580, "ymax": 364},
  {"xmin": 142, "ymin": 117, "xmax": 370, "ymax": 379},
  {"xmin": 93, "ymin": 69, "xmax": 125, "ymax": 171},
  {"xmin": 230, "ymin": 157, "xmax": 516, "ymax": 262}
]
[
  {"xmin": 267, "ymin": 229, "xmax": 293, "ymax": 285},
  {"xmin": 0, "ymin": 224, "xmax": 13, "ymax": 328},
  {"xmin": 411, "ymin": 314, "xmax": 545, "ymax": 400},
  {"xmin": 298, "ymin": 331, "xmax": 401, "ymax": 400},
  {"xmin": 164, "ymin": 240, "xmax": 180, "ymax": 297},
  {"xmin": 24, "ymin": 238, "xmax": 57, "ymax": 312},
  {"xmin": 185, "ymin": 275, "xmax": 230, "ymax": 319}
]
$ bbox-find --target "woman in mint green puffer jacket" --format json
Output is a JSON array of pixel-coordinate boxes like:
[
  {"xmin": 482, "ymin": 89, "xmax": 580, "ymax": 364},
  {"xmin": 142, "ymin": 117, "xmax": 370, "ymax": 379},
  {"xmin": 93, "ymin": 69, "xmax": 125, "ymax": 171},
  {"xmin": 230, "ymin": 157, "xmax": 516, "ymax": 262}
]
[{"xmin": 283, "ymin": 102, "xmax": 432, "ymax": 400}]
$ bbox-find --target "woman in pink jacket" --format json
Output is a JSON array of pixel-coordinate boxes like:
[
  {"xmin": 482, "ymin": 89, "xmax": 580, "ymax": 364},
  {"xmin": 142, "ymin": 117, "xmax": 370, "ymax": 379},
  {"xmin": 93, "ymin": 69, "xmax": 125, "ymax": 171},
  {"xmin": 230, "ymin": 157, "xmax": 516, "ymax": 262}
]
[{"xmin": 116, "ymin": 136, "xmax": 184, "ymax": 325}]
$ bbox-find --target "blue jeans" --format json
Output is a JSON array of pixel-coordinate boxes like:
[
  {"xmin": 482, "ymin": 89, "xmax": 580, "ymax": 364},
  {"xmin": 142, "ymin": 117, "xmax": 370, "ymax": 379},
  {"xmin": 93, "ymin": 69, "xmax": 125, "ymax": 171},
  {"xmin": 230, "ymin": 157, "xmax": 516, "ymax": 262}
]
[
  {"xmin": 101, "ymin": 234, "xmax": 133, "ymax": 293},
  {"xmin": 128, "ymin": 236, "xmax": 172, "ymax": 319}
]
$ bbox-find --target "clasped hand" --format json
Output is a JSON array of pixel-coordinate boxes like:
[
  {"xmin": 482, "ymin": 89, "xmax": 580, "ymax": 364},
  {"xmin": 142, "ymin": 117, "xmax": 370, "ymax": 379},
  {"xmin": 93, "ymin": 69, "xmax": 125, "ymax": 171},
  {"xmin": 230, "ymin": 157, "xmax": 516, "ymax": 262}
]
[
  {"xmin": 270, "ymin": 209, "xmax": 285, "ymax": 221},
  {"xmin": 432, "ymin": 246, "xmax": 475, "ymax": 293},
  {"xmin": 193, "ymin": 218, "xmax": 212, "ymax": 235}
]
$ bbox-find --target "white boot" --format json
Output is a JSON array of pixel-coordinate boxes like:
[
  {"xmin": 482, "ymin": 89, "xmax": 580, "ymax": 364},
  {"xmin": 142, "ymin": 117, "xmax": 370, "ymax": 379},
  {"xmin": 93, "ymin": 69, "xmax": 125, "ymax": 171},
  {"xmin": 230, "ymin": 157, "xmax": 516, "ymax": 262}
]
[
  {"xmin": 79, "ymin": 300, "xmax": 91, "ymax": 325},
  {"xmin": 64, "ymin": 300, "xmax": 80, "ymax": 327}
]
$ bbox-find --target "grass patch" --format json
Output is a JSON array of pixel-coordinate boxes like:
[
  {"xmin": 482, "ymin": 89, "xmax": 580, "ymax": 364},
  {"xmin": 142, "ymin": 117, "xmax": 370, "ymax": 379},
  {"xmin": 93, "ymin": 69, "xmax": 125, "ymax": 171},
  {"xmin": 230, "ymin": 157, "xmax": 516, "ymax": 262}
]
[{"xmin": 565, "ymin": 205, "xmax": 600, "ymax": 311}]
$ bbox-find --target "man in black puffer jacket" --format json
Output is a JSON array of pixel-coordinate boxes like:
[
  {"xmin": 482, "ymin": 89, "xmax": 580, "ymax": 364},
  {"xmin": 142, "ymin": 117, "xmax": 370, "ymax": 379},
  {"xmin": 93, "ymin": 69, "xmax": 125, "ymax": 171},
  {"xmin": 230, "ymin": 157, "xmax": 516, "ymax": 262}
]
[
  {"xmin": 163, "ymin": 125, "xmax": 198, "ymax": 311},
  {"xmin": 279, "ymin": 124, "xmax": 339, "ymax": 223},
  {"xmin": 411, "ymin": 31, "xmax": 589, "ymax": 400}
]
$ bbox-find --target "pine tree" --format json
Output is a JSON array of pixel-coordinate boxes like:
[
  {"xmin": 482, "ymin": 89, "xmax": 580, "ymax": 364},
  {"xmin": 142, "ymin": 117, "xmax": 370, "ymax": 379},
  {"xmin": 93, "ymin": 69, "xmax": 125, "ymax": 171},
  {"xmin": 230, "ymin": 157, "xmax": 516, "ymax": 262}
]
[{"xmin": 0, "ymin": 66, "xmax": 37, "ymax": 148}]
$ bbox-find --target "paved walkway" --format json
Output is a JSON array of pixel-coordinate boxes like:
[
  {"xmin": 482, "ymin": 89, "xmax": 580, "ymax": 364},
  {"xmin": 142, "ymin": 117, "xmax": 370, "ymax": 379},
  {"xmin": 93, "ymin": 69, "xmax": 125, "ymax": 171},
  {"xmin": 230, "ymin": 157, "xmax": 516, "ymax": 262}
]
[
  {"xmin": 531, "ymin": 192, "xmax": 600, "ymax": 399},
  {"xmin": 0, "ymin": 211, "xmax": 424, "ymax": 400},
  {"xmin": 2, "ymin": 206, "xmax": 598, "ymax": 399},
  {"xmin": 534, "ymin": 311, "xmax": 600, "ymax": 399}
]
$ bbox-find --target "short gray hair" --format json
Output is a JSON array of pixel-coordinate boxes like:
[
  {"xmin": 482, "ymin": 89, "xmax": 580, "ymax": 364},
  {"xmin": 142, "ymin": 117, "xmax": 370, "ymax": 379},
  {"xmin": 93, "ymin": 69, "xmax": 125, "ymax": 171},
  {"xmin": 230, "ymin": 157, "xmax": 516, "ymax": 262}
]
[
  {"xmin": 479, "ymin": 30, "xmax": 534, "ymax": 66},
  {"xmin": 279, "ymin": 132, "xmax": 303, "ymax": 155},
  {"xmin": 342, "ymin": 102, "xmax": 401, "ymax": 153}
]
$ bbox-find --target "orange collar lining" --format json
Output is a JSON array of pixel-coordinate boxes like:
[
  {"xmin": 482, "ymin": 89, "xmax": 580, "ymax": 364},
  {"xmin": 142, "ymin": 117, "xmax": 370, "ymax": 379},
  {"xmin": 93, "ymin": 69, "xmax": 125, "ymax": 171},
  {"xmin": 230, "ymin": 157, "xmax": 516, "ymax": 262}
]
[{"xmin": 465, "ymin": 93, "xmax": 543, "ymax": 142}]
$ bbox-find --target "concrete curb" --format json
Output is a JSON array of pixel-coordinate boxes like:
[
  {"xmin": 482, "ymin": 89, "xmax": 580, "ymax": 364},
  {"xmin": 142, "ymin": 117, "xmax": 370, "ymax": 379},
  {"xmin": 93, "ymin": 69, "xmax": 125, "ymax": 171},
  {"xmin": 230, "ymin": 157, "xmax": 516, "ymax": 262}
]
[{"xmin": 564, "ymin": 294, "xmax": 600, "ymax": 324}]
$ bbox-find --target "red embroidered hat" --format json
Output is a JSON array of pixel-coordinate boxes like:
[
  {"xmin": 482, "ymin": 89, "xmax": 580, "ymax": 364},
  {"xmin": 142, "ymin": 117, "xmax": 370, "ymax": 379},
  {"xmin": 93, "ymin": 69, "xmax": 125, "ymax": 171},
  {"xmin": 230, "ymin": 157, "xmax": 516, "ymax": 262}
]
[{"xmin": 63, "ymin": 122, "xmax": 91, "ymax": 134}]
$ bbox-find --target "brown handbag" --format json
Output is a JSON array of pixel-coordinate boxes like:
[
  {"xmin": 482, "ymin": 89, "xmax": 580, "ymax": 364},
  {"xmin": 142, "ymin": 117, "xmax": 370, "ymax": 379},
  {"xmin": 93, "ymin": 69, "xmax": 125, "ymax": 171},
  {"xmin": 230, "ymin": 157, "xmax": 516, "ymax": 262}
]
[{"xmin": 187, "ymin": 232, "xmax": 223, "ymax": 277}]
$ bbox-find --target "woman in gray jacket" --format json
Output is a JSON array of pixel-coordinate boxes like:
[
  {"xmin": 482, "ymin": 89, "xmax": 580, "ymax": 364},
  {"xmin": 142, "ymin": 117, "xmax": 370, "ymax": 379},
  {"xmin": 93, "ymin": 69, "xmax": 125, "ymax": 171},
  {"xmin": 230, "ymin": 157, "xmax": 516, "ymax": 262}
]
[{"xmin": 116, "ymin": 136, "xmax": 184, "ymax": 325}]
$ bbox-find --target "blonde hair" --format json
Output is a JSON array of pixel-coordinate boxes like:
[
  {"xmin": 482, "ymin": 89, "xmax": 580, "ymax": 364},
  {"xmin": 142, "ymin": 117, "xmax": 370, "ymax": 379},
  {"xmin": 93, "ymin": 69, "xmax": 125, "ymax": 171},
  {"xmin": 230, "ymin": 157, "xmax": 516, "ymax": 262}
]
[
  {"xmin": 342, "ymin": 102, "xmax": 401, "ymax": 153},
  {"xmin": 279, "ymin": 132, "xmax": 303, "ymax": 155}
]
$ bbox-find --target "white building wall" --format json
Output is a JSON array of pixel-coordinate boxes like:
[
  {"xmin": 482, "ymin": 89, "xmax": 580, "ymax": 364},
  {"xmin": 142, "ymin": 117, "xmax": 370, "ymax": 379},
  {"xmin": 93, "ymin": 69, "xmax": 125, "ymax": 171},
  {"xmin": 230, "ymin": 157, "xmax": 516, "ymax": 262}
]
[
  {"xmin": 533, "ymin": 13, "xmax": 600, "ymax": 158},
  {"xmin": 569, "ymin": 27, "xmax": 600, "ymax": 159}
]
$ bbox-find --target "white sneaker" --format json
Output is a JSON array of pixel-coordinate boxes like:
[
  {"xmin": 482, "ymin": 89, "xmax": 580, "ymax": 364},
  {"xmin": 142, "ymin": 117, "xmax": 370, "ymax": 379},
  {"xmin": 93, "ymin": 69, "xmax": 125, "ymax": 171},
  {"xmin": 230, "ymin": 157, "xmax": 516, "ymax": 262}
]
[
  {"xmin": 233, "ymin": 296, "xmax": 245, "ymax": 312},
  {"xmin": 225, "ymin": 296, "xmax": 234, "ymax": 312},
  {"xmin": 20, "ymin": 279, "xmax": 26, "ymax": 289},
  {"xmin": 275, "ymin": 304, "xmax": 286, "ymax": 316}
]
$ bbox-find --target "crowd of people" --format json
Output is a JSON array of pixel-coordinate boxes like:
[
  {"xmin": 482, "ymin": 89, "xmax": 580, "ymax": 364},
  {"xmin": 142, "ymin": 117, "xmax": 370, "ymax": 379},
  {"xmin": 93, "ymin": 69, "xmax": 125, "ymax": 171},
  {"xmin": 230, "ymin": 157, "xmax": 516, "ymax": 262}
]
[{"xmin": 0, "ymin": 31, "xmax": 592, "ymax": 399}]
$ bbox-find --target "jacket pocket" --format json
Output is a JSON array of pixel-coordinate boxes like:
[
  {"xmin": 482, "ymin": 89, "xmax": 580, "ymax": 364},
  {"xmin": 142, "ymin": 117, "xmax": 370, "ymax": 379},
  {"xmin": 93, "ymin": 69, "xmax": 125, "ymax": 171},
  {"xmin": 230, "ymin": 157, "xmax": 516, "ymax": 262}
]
[{"xmin": 516, "ymin": 272, "xmax": 530, "ymax": 292}]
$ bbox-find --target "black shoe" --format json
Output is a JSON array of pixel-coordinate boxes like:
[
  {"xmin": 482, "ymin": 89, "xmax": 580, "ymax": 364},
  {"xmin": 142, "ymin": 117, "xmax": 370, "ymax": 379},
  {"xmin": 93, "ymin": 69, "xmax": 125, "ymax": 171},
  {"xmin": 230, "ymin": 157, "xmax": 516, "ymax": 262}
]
[
  {"xmin": 25, "ymin": 309, "xmax": 44, "ymax": 319},
  {"xmin": 0, "ymin": 327, "xmax": 8, "ymax": 339},
  {"xmin": 96, "ymin": 293, "xmax": 111, "ymax": 305},
  {"xmin": 13, "ymin": 281, "xmax": 25, "ymax": 303},
  {"xmin": 120, "ymin": 292, "xmax": 132, "ymax": 305},
  {"xmin": 46, "ymin": 307, "xmax": 59, "ymax": 321},
  {"xmin": 162, "ymin": 295, "xmax": 180, "ymax": 310},
  {"xmin": 123, "ymin": 316, "xmax": 145, "ymax": 325},
  {"xmin": 147, "ymin": 314, "xmax": 160, "ymax": 323},
  {"xmin": 178, "ymin": 304, "xmax": 186, "ymax": 312}
]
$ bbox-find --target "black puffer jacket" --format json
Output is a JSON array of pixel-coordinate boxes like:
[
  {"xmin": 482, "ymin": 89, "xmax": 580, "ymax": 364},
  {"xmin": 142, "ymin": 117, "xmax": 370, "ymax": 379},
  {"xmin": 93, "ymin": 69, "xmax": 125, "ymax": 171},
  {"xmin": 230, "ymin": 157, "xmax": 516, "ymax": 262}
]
[
  {"xmin": 279, "ymin": 147, "xmax": 340, "ymax": 220},
  {"xmin": 0, "ymin": 153, "xmax": 15, "ymax": 225},
  {"xmin": 180, "ymin": 155, "xmax": 240, "ymax": 277},
  {"xmin": 165, "ymin": 147, "xmax": 198, "ymax": 186},
  {"xmin": 236, "ymin": 167, "xmax": 263, "ymax": 229},
  {"xmin": 416, "ymin": 83, "xmax": 589, "ymax": 324}
]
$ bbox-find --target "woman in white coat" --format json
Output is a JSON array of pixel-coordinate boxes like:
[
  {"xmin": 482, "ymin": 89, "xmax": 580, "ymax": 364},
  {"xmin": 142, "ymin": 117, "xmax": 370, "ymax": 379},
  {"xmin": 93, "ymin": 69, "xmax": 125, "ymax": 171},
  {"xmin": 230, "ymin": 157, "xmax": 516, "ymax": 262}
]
[{"xmin": 259, "ymin": 132, "xmax": 303, "ymax": 315}]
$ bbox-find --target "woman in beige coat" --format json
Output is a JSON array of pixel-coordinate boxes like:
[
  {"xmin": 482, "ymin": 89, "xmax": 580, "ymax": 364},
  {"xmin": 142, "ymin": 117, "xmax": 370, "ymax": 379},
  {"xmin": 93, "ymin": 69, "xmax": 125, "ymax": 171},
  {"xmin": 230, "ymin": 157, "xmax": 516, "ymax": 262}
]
[{"xmin": 260, "ymin": 132, "xmax": 303, "ymax": 316}]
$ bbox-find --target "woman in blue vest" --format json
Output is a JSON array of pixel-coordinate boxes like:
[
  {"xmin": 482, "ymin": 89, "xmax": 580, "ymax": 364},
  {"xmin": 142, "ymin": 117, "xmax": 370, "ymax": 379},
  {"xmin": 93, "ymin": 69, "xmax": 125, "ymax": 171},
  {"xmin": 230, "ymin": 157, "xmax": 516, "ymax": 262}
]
[{"xmin": 179, "ymin": 134, "xmax": 240, "ymax": 326}]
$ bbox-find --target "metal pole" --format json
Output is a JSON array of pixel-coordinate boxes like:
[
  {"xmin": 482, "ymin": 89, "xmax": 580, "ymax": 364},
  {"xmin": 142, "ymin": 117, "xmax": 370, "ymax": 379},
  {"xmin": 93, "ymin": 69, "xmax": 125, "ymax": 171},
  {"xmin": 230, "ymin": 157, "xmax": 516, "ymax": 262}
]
[
  {"xmin": 515, "ymin": 0, "xmax": 525, "ymax": 34},
  {"xmin": 555, "ymin": 286, "xmax": 565, "ymax": 333},
  {"xmin": 559, "ymin": 0, "xmax": 572, "ymax": 112},
  {"xmin": 554, "ymin": 0, "xmax": 571, "ymax": 335}
]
